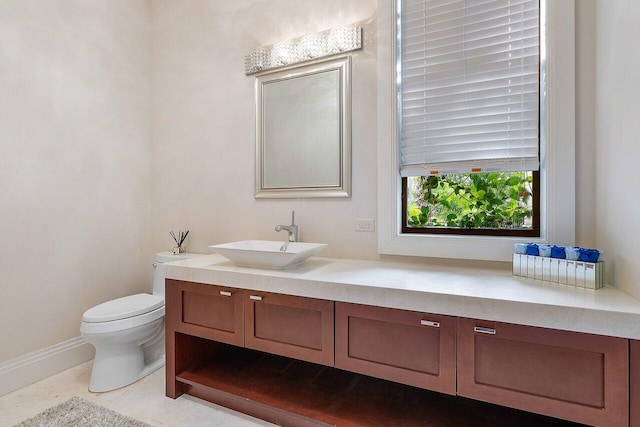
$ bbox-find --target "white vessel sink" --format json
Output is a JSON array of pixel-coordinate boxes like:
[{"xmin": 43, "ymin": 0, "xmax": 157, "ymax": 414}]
[{"xmin": 209, "ymin": 240, "xmax": 327, "ymax": 269}]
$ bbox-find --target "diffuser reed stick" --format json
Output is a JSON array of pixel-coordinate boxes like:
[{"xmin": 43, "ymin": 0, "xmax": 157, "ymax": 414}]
[{"xmin": 170, "ymin": 230, "xmax": 189, "ymax": 253}]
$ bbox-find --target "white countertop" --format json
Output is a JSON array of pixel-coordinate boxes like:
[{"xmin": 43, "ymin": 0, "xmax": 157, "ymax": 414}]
[{"xmin": 165, "ymin": 254, "xmax": 640, "ymax": 340}]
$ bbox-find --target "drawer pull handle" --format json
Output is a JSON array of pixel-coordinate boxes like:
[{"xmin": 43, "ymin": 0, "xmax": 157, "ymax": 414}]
[
  {"xmin": 420, "ymin": 320, "xmax": 440, "ymax": 328},
  {"xmin": 474, "ymin": 326, "xmax": 496, "ymax": 335},
  {"xmin": 249, "ymin": 295, "xmax": 263, "ymax": 301},
  {"xmin": 219, "ymin": 291, "xmax": 232, "ymax": 297}
]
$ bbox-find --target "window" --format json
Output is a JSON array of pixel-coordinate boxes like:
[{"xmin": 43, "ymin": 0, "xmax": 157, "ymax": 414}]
[
  {"xmin": 377, "ymin": 0, "xmax": 576, "ymax": 261},
  {"xmin": 399, "ymin": 0, "xmax": 541, "ymax": 236},
  {"xmin": 403, "ymin": 171, "xmax": 539, "ymax": 236}
]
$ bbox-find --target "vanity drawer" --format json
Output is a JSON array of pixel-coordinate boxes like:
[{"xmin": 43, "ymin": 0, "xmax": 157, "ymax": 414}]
[
  {"xmin": 245, "ymin": 292, "xmax": 334, "ymax": 366},
  {"xmin": 335, "ymin": 302, "xmax": 456, "ymax": 394},
  {"xmin": 457, "ymin": 317, "xmax": 628, "ymax": 427},
  {"xmin": 166, "ymin": 279, "xmax": 244, "ymax": 346}
]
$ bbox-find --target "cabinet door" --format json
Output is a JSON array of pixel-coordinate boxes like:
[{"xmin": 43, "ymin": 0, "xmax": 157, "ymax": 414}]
[
  {"xmin": 245, "ymin": 292, "xmax": 334, "ymax": 366},
  {"xmin": 457, "ymin": 317, "xmax": 628, "ymax": 427},
  {"xmin": 166, "ymin": 279, "xmax": 244, "ymax": 346},
  {"xmin": 335, "ymin": 302, "xmax": 456, "ymax": 395}
]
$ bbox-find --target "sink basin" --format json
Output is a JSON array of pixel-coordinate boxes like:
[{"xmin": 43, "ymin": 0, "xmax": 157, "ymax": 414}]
[{"xmin": 208, "ymin": 240, "xmax": 327, "ymax": 269}]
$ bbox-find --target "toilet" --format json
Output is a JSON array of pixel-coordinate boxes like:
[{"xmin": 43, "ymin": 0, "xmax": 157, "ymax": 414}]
[{"xmin": 80, "ymin": 251, "xmax": 198, "ymax": 392}]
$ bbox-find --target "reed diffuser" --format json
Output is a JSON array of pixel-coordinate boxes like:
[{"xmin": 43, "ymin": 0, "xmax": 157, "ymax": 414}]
[{"xmin": 170, "ymin": 230, "xmax": 189, "ymax": 254}]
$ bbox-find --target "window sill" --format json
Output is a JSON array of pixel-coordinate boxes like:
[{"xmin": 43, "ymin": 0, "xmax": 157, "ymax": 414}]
[{"xmin": 378, "ymin": 232, "xmax": 547, "ymax": 263}]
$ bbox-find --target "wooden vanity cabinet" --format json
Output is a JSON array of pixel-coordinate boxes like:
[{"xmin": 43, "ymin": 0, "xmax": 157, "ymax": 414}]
[
  {"xmin": 457, "ymin": 317, "xmax": 629, "ymax": 427},
  {"xmin": 166, "ymin": 280, "xmax": 634, "ymax": 426},
  {"xmin": 165, "ymin": 279, "xmax": 244, "ymax": 398},
  {"xmin": 335, "ymin": 302, "xmax": 457, "ymax": 395},
  {"xmin": 245, "ymin": 291, "xmax": 334, "ymax": 366}
]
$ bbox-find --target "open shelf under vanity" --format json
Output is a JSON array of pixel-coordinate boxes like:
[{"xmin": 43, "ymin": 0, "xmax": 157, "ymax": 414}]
[{"xmin": 172, "ymin": 337, "xmax": 580, "ymax": 427}]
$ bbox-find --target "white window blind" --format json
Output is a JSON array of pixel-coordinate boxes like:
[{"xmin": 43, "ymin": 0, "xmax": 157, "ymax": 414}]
[{"xmin": 399, "ymin": 0, "xmax": 540, "ymax": 177}]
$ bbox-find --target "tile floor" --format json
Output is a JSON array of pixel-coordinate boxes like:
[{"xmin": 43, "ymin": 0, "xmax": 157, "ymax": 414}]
[{"xmin": 0, "ymin": 361, "xmax": 273, "ymax": 427}]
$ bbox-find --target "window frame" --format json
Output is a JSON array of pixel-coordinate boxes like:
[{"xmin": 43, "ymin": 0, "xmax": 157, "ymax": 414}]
[{"xmin": 377, "ymin": 0, "xmax": 575, "ymax": 262}]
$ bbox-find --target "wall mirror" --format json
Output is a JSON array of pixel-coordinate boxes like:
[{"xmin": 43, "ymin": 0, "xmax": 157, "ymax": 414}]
[{"xmin": 255, "ymin": 56, "xmax": 351, "ymax": 198}]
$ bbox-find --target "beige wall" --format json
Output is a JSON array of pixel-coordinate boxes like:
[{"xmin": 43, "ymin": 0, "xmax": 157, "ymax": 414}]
[
  {"xmin": 149, "ymin": 0, "xmax": 378, "ymax": 259},
  {"xmin": 571, "ymin": 0, "xmax": 640, "ymax": 298},
  {"xmin": 594, "ymin": 0, "xmax": 640, "ymax": 298},
  {"xmin": 3, "ymin": 0, "xmax": 640, "ymax": 365},
  {"xmin": 0, "ymin": 0, "xmax": 152, "ymax": 362},
  {"xmin": 150, "ymin": 0, "xmax": 640, "ymax": 296}
]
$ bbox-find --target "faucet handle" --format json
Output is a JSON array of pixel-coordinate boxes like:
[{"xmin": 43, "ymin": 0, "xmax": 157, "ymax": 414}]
[{"xmin": 291, "ymin": 210, "xmax": 296, "ymax": 225}]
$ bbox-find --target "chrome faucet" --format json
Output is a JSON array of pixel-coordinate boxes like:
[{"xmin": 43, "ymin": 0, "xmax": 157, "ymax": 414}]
[{"xmin": 275, "ymin": 211, "xmax": 298, "ymax": 242}]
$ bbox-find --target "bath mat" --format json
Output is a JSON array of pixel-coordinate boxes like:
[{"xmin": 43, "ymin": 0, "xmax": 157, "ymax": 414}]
[{"xmin": 12, "ymin": 396, "xmax": 152, "ymax": 427}]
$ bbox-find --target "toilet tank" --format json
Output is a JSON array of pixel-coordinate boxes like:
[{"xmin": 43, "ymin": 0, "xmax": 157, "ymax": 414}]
[{"xmin": 153, "ymin": 252, "xmax": 199, "ymax": 297}]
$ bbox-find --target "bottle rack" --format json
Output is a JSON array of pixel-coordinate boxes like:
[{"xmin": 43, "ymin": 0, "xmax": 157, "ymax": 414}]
[{"xmin": 512, "ymin": 254, "xmax": 604, "ymax": 290}]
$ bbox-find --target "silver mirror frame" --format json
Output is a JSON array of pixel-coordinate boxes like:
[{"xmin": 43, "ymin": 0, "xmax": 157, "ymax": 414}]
[{"xmin": 255, "ymin": 56, "xmax": 352, "ymax": 198}]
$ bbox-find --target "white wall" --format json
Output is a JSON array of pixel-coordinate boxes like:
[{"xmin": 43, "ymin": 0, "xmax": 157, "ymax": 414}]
[
  {"xmin": 0, "ymin": 0, "xmax": 152, "ymax": 363},
  {"xmin": 594, "ymin": 0, "xmax": 640, "ymax": 299},
  {"xmin": 149, "ymin": 0, "xmax": 378, "ymax": 260}
]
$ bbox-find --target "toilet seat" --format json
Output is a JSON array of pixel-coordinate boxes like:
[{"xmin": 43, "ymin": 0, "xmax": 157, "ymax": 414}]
[
  {"xmin": 80, "ymin": 293, "xmax": 165, "ymax": 335},
  {"xmin": 83, "ymin": 293, "xmax": 164, "ymax": 323},
  {"xmin": 80, "ymin": 305, "xmax": 165, "ymax": 334}
]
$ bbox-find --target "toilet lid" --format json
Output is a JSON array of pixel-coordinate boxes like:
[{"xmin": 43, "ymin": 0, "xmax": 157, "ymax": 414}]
[{"xmin": 82, "ymin": 293, "xmax": 164, "ymax": 323}]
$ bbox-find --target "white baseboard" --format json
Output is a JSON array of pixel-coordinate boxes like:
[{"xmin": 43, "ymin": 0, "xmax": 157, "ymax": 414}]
[{"xmin": 0, "ymin": 336, "xmax": 95, "ymax": 397}]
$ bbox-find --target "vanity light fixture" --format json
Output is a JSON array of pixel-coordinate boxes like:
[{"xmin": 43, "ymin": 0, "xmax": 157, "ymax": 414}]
[{"xmin": 244, "ymin": 25, "xmax": 362, "ymax": 75}]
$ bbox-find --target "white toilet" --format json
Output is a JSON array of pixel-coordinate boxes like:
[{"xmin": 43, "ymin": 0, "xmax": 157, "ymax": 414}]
[{"xmin": 80, "ymin": 251, "xmax": 198, "ymax": 392}]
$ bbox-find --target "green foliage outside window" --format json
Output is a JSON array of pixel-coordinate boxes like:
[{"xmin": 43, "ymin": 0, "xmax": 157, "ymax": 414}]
[{"xmin": 406, "ymin": 172, "xmax": 534, "ymax": 230}]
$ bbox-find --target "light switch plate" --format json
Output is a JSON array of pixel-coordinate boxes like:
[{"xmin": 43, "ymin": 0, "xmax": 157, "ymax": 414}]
[{"xmin": 354, "ymin": 218, "xmax": 375, "ymax": 232}]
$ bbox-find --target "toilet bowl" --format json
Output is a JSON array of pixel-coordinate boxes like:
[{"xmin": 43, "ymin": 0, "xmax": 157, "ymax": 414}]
[{"xmin": 80, "ymin": 252, "xmax": 198, "ymax": 392}]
